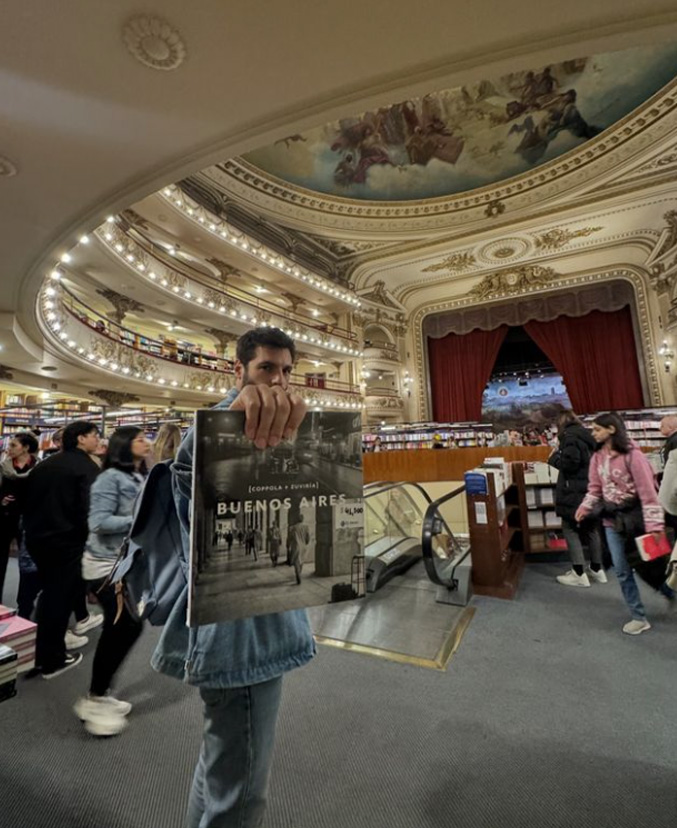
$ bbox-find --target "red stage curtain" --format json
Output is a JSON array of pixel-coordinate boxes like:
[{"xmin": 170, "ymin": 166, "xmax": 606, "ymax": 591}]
[
  {"xmin": 428, "ymin": 326, "xmax": 508, "ymax": 421},
  {"xmin": 524, "ymin": 307, "xmax": 644, "ymax": 412}
]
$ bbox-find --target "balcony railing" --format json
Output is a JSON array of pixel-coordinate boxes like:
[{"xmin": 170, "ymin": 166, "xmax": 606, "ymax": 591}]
[
  {"xmin": 40, "ymin": 283, "xmax": 363, "ymax": 407},
  {"xmin": 96, "ymin": 222, "xmax": 361, "ymax": 358}
]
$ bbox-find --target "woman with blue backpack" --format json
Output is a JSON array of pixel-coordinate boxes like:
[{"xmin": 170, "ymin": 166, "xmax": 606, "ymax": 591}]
[{"xmin": 74, "ymin": 426, "xmax": 151, "ymax": 736}]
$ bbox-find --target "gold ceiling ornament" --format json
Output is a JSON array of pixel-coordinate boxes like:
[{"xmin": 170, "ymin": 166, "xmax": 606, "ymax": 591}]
[
  {"xmin": 0, "ymin": 155, "xmax": 17, "ymax": 177},
  {"xmin": 467, "ymin": 264, "xmax": 560, "ymax": 300},
  {"xmin": 204, "ymin": 328, "xmax": 238, "ymax": 352},
  {"xmin": 89, "ymin": 390, "xmax": 140, "ymax": 408},
  {"xmin": 119, "ymin": 209, "xmax": 150, "ymax": 230},
  {"xmin": 96, "ymin": 288, "xmax": 145, "ymax": 324},
  {"xmin": 484, "ymin": 200, "xmax": 505, "ymax": 218},
  {"xmin": 122, "ymin": 15, "xmax": 186, "ymax": 71},
  {"xmin": 648, "ymin": 262, "xmax": 675, "ymax": 296},
  {"xmin": 360, "ymin": 280, "xmax": 400, "ymax": 309},
  {"xmin": 658, "ymin": 209, "xmax": 677, "ymax": 257},
  {"xmin": 422, "ymin": 252, "xmax": 477, "ymax": 274},
  {"xmin": 206, "ymin": 257, "xmax": 238, "ymax": 282},
  {"xmin": 533, "ymin": 226, "xmax": 603, "ymax": 250}
]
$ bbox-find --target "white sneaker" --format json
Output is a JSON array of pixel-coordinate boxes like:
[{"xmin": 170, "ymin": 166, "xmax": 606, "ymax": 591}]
[
  {"xmin": 556, "ymin": 570, "xmax": 591, "ymax": 588},
  {"xmin": 622, "ymin": 619, "xmax": 651, "ymax": 635},
  {"xmin": 74, "ymin": 693, "xmax": 132, "ymax": 719},
  {"xmin": 73, "ymin": 697, "xmax": 129, "ymax": 737},
  {"xmin": 587, "ymin": 567, "xmax": 608, "ymax": 584},
  {"xmin": 65, "ymin": 630, "xmax": 89, "ymax": 649},
  {"xmin": 74, "ymin": 613, "xmax": 104, "ymax": 635}
]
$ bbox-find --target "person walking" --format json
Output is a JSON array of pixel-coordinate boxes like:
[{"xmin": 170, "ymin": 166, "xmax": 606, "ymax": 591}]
[
  {"xmin": 268, "ymin": 523, "xmax": 281, "ymax": 566},
  {"xmin": 23, "ymin": 421, "xmax": 100, "ymax": 678},
  {"xmin": 151, "ymin": 327, "xmax": 313, "ymax": 828},
  {"xmin": 549, "ymin": 411, "xmax": 606, "ymax": 587},
  {"xmin": 74, "ymin": 426, "xmax": 150, "ymax": 736},
  {"xmin": 576, "ymin": 412, "xmax": 673, "ymax": 635},
  {"xmin": 0, "ymin": 432, "xmax": 39, "ymax": 604},
  {"xmin": 287, "ymin": 513, "xmax": 310, "ymax": 585}
]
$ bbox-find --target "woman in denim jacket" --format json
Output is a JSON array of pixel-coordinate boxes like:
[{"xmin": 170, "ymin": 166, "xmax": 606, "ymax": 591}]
[{"xmin": 74, "ymin": 426, "xmax": 151, "ymax": 736}]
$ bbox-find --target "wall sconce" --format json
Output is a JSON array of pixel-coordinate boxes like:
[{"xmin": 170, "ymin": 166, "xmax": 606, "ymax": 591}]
[
  {"xmin": 659, "ymin": 340, "xmax": 674, "ymax": 372},
  {"xmin": 402, "ymin": 370, "xmax": 414, "ymax": 397}
]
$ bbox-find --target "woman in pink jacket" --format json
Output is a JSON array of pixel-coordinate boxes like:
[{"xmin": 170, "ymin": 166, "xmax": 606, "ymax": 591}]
[{"xmin": 575, "ymin": 412, "xmax": 674, "ymax": 635}]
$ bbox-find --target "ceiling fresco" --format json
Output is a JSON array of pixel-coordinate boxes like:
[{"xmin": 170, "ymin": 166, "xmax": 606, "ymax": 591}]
[{"xmin": 243, "ymin": 44, "xmax": 677, "ymax": 202}]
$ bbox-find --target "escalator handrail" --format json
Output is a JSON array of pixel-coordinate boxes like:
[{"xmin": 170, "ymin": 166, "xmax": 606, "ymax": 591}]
[
  {"xmin": 421, "ymin": 484, "xmax": 467, "ymax": 587},
  {"xmin": 364, "ymin": 480, "xmax": 433, "ymax": 504},
  {"xmin": 365, "ymin": 534, "xmax": 421, "ymax": 561}
]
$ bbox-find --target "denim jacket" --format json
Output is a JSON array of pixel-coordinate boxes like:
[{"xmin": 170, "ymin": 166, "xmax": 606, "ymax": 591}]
[
  {"xmin": 151, "ymin": 388, "xmax": 315, "ymax": 688},
  {"xmin": 83, "ymin": 468, "xmax": 144, "ymax": 577}
]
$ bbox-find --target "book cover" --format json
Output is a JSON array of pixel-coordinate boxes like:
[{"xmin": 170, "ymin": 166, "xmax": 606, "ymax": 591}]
[
  {"xmin": 635, "ymin": 532, "xmax": 671, "ymax": 562},
  {"xmin": 0, "ymin": 615, "xmax": 37, "ymax": 645},
  {"xmin": 189, "ymin": 409, "xmax": 364, "ymax": 626}
]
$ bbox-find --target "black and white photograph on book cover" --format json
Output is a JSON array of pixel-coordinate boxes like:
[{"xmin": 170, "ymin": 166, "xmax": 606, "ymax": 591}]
[{"xmin": 189, "ymin": 409, "xmax": 364, "ymax": 626}]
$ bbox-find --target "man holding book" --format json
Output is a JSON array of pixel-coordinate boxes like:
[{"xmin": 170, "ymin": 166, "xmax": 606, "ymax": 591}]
[{"xmin": 152, "ymin": 327, "xmax": 314, "ymax": 828}]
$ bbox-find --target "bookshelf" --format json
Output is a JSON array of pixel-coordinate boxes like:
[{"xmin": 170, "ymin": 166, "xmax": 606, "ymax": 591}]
[
  {"xmin": 363, "ymin": 421, "xmax": 494, "ymax": 451},
  {"xmin": 465, "ymin": 469, "xmax": 525, "ymax": 599},
  {"xmin": 513, "ymin": 463, "xmax": 566, "ymax": 555},
  {"xmin": 581, "ymin": 407, "xmax": 677, "ymax": 449}
]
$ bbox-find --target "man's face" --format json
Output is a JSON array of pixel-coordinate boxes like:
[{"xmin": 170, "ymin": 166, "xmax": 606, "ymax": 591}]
[
  {"xmin": 77, "ymin": 430, "xmax": 100, "ymax": 454},
  {"xmin": 235, "ymin": 346, "xmax": 293, "ymax": 391}
]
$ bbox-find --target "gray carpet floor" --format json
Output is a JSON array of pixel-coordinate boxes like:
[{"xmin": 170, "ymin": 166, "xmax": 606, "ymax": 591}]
[{"xmin": 1, "ymin": 559, "xmax": 675, "ymax": 828}]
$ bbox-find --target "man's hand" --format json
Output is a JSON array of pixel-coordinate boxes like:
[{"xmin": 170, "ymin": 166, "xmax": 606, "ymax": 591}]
[
  {"xmin": 574, "ymin": 506, "xmax": 586, "ymax": 523},
  {"xmin": 229, "ymin": 385, "xmax": 307, "ymax": 449}
]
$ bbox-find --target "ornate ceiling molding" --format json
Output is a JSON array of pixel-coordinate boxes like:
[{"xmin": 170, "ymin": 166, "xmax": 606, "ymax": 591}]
[
  {"xmin": 89, "ymin": 389, "xmax": 140, "ymax": 408},
  {"xmin": 466, "ymin": 264, "xmax": 559, "ymax": 301},
  {"xmin": 533, "ymin": 226, "xmax": 603, "ymax": 251},
  {"xmin": 412, "ymin": 268, "xmax": 660, "ymax": 419},
  {"xmin": 0, "ymin": 155, "xmax": 18, "ymax": 177},
  {"xmin": 207, "ymin": 79, "xmax": 677, "ymax": 233},
  {"xmin": 122, "ymin": 15, "xmax": 186, "ymax": 71}
]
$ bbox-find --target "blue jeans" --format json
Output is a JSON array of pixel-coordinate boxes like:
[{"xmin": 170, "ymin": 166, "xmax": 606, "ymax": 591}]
[
  {"xmin": 604, "ymin": 527, "xmax": 647, "ymax": 620},
  {"xmin": 187, "ymin": 676, "xmax": 283, "ymax": 828}
]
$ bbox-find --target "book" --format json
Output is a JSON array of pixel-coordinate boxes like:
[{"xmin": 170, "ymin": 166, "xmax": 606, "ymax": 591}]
[
  {"xmin": 0, "ymin": 615, "xmax": 36, "ymax": 645},
  {"xmin": 635, "ymin": 532, "xmax": 672, "ymax": 562},
  {"xmin": 0, "ymin": 605, "xmax": 16, "ymax": 621},
  {"xmin": 189, "ymin": 409, "xmax": 365, "ymax": 626}
]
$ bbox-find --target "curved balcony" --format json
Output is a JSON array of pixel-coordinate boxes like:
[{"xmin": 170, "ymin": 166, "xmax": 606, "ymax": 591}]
[
  {"xmin": 364, "ymin": 387, "xmax": 404, "ymax": 414},
  {"xmin": 95, "ymin": 221, "xmax": 361, "ymax": 359},
  {"xmin": 159, "ymin": 185, "xmax": 361, "ymax": 309},
  {"xmin": 362, "ymin": 341, "xmax": 401, "ymax": 370},
  {"xmin": 38, "ymin": 282, "xmax": 364, "ymax": 410}
]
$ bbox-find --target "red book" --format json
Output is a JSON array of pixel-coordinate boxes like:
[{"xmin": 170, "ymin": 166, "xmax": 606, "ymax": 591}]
[{"xmin": 635, "ymin": 533, "xmax": 672, "ymax": 562}]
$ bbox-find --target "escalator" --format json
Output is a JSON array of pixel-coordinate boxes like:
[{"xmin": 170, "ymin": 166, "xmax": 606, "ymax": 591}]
[{"xmin": 364, "ymin": 481, "xmax": 472, "ymax": 603}]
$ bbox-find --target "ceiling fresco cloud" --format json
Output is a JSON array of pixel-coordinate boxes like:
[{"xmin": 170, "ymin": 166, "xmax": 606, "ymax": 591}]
[{"xmin": 243, "ymin": 44, "xmax": 677, "ymax": 202}]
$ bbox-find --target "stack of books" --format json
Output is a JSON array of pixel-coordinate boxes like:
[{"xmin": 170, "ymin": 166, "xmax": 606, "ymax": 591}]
[
  {"xmin": 0, "ymin": 643, "xmax": 18, "ymax": 702},
  {"xmin": 0, "ymin": 610, "xmax": 37, "ymax": 673}
]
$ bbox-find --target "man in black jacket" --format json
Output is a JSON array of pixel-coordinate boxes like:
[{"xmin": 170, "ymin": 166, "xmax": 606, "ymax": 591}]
[{"xmin": 24, "ymin": 421, "xmax": 100, "ymax": 678}]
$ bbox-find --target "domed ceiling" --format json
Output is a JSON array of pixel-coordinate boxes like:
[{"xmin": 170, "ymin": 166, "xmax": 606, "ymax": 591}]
[{"xmin": 243, "ymin": 43, "xmax": 677, "ymax": 202}]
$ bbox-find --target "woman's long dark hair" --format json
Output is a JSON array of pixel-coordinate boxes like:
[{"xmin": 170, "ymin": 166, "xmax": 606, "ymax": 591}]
[
  {"xmin": 556, "ymin": 410, "xmax": 582, "ymax": 432},
  {"xmin": 592, "ymin": 412, "xmax": 631, "ymax": 454},
  {"xmin": 103, "ymin": 426, "xmax": 148, "ymax": 475}
]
